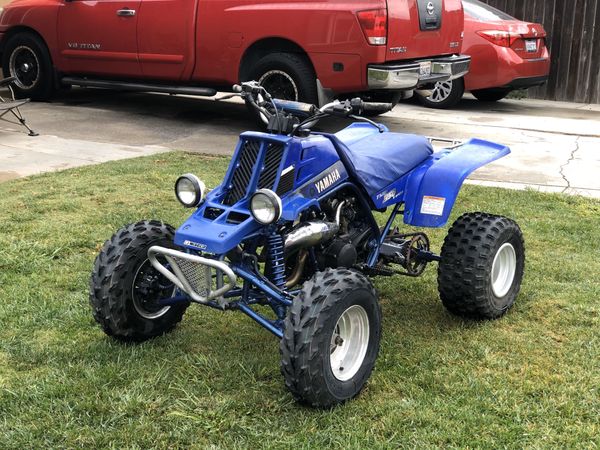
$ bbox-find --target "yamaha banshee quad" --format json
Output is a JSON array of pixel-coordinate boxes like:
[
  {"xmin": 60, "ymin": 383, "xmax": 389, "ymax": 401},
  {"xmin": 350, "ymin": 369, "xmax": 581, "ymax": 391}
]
[{"xmin": 90, "ymin": 82, "xmax": 525, "ymax": 408}]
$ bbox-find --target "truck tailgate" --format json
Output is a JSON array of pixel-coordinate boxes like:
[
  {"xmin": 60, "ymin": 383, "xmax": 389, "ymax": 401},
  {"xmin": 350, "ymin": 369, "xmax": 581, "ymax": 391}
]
[{"xmin": 386, "ymin": 0, "xmax": 464, "ymax": 60}]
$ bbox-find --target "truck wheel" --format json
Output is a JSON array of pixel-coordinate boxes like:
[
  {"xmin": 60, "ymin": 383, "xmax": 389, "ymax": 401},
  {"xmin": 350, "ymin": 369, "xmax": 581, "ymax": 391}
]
[
  {"xmin": 471, "ymin": 88, "xmax": 510, "ymax": 102},
  {"xmin": 280, "ymin": 268, "xmax": 382, "ymax": 408},
  {"xmin": 248, "ymin": 52, "xmax": 318, "ymax": 104},
  {"xmin": 438, "ymin": 213, "xmax": 525, "ymax": 320},
  {"xmin": 89, "ymin": 220, "xmax": 189, "ymax": 342},
  {"xmin": 1, "ymin": 32, "xmax": 55, "ymax": 100},
  {"xmin": 416, "ymin": 77, "xmax": 465, "ymax": 109}
]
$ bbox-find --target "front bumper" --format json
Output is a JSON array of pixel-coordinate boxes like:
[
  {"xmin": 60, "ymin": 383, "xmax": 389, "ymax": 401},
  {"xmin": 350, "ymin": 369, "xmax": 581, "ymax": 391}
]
[
  {"xmin": 367, "ymin": 55, "xmax": 471, "ymax": 90},
  {"xmin": 148, "ymin": 246, "xmax": 237, "ymax": 304}
]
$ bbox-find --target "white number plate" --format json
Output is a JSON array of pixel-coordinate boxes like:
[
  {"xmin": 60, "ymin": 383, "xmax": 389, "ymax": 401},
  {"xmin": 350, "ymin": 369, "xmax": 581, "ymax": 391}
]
[
  {"xmin": 525, "ymin": 39, "xmax": 537, "ymax": 52},
  {"xmin": 419, "ymin": 61, "xmax": 432, "ymax": 77}
]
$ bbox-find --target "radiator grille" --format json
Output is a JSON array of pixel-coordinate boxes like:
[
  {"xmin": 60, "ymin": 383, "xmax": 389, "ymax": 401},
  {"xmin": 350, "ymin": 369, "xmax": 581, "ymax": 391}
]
[
  {"xmin": 224, "ymin": 140, "xmax": 260, "ymax": 205},
  {"xmin": 258, "ymin": 143, "xmax": 285, "ymax": 190},
  {"xmin": 276, "ymin": 167, "xmax": 295, "ymax": 196},
  {"xmin": 223, "ymin": 140, "xmax": 286, "ymax": 206},
  {"xmin": 171, "ymin": 256, "xmax": 213, "ymax": 298}
]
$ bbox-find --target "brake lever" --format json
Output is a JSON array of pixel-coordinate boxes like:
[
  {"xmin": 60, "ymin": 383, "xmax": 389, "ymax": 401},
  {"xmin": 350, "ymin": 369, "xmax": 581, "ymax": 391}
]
[
  {"xmin": 348, "ymin": 115, "xmax": 386, "ymax": 133},
  {"xmin": 216, "ymin": 93, "xmax": 242, "ymax": 101}
]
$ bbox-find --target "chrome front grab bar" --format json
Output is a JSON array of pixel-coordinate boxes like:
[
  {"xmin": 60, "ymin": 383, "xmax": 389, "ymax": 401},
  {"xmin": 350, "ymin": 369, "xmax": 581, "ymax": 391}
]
[{"xmin": 148, "ymin": 246, "xmax": 237, "ymax": 304}]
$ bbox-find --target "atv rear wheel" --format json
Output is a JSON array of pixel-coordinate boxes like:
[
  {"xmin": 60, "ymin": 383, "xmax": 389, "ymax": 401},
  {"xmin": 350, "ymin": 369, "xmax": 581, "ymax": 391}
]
[
  {"xmin": 89, "ymin": 220, "xmax": 189, "ymax": 342},
  {"xmin": 438, "ymin": 212, "xmax": 525, "ymax": 320},
  {"xmin": 280, "ymin": 268, "xmax": 381, "ymax": 408}
]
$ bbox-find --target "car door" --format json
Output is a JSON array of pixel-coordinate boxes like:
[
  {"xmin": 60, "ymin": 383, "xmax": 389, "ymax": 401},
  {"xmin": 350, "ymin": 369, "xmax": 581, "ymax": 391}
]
[
  {"xmin": 57, "ymin": 0, "xmax": 142, "ymax": 77},
  {"xmin": 136, "ymin": 0, "xmax": 196, "ymax": 80}
]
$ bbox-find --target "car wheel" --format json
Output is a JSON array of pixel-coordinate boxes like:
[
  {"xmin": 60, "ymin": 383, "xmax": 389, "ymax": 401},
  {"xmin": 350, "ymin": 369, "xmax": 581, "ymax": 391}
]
[
  {"xmin": 1, "ymin": 32, "xmax": 55, "ymax": 100},
  {"xmin": 416, "ymin": 77, "xmax": 465, "ymax": 109},
  {"xmin": 471, "ymin": 88, "xmax": 510, "ymax": 102}
]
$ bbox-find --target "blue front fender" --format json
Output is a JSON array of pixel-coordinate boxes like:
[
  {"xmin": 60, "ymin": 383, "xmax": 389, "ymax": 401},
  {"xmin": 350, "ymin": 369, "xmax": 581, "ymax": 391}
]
[{"xmin": 403, "ymin": 138, "xmax": 510, "ymax": 228}]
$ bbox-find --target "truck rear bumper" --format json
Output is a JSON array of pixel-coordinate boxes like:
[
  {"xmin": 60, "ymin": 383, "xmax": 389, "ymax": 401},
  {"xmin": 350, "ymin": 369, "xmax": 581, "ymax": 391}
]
[{"xmin": 367, "ymin": 55, "xmax": 471, "ymax": 90}]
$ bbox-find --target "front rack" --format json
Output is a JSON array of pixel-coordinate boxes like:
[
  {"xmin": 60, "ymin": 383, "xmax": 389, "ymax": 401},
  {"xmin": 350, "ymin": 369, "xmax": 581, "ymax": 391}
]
[{"xmin": 148, "ymin": 246, "xmax": 237, "ymax": 304}]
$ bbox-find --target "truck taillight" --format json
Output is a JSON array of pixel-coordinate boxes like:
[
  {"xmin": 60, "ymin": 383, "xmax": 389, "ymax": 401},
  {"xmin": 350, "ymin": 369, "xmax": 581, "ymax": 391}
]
[
  {"xmin": 357, "ymin": 9, "xmax": 387, "ymax": 45},
  {"xmin": 477, "ymin": 30, "xmax": 521, "ymax": 48}
]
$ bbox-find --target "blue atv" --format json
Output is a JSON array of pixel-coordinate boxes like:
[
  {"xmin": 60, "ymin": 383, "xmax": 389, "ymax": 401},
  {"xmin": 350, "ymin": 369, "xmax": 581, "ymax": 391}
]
[{"xmin": 90, "ymin": 82, "xmax": 525, "ymax": 408}]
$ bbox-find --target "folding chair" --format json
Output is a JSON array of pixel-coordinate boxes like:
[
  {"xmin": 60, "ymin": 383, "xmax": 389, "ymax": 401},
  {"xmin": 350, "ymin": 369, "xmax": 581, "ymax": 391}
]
[{"xmin": 0, "ymin": 77, "xmax": 38, "ymax": 136}]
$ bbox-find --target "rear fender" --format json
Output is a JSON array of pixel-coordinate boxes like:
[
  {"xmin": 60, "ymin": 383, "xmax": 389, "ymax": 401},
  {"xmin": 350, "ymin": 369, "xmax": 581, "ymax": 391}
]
[{"xmin": 403, "ymin": 139, "xmax": 510, "ymax": 227}]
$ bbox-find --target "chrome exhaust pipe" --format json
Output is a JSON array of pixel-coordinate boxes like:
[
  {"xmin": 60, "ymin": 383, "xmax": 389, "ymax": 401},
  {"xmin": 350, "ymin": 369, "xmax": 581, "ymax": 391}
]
[
  {"xmin": 284, "ymin": 201, "xmax": 345, "ymax": 252},
  {"xmin": 284, "ymin": 221, "xmax": 339, "ymax": 253}
]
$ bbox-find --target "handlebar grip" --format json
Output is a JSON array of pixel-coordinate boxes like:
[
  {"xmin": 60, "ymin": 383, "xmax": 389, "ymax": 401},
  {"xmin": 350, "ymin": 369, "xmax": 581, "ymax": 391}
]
[
  {"xmin": 272, "ymin": 99, "xmax": 317, "ymax": 117},
  {"xmin": 361, "ymin": 102, "xmax": 394, "ymax": 113}
]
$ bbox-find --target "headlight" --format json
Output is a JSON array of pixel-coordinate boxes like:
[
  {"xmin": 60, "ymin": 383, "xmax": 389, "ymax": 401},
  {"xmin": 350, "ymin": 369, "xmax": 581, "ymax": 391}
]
[
  {"xmin": 175, "ymin": 173, "xmax": 206, "ymax": 208},
  {"xmin": 250, "ymin": 189, "xmax": 282, "ymax": 225}
]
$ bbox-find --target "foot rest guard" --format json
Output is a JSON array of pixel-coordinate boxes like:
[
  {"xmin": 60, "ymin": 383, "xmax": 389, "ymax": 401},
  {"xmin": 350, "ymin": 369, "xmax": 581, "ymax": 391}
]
[{"xmin": 148, "ymin": 246, "xmax": 237, "ymax": 304}]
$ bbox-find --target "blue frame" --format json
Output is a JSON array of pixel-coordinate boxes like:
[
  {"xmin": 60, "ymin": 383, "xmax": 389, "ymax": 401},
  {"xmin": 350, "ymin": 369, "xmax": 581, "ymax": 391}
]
[{"xmin": 164, "ymin": 124, "xmax": 511, "ymax": 337}]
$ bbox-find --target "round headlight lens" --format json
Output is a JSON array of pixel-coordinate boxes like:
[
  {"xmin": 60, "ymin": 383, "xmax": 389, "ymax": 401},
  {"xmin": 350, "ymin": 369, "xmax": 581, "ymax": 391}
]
[
  {"xmin": 250, "ymin": 189, "xmax": 282, "ymax": 225},
  {"xmin": 175, "ymin": 174, "xmax": 205, "ymax": 208}
]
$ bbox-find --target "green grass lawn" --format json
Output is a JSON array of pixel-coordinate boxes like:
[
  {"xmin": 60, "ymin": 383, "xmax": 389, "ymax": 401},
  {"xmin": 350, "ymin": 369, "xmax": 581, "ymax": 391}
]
[{"xmin": 0, "ymin": 153, "xmax": 599, "ymax": 449}]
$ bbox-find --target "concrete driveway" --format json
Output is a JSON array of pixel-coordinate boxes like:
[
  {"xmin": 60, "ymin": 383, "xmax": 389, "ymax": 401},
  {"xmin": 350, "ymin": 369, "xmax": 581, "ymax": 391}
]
[{"xmin": 1, "ymin": 88, "xmax": 599, "ymax": 198}]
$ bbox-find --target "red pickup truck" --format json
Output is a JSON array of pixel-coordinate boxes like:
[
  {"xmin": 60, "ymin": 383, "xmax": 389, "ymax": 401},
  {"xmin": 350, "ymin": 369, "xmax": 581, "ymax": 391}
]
[{"xmin": 0, "ymin": 0, "xmax": 470, "ymax": 109}]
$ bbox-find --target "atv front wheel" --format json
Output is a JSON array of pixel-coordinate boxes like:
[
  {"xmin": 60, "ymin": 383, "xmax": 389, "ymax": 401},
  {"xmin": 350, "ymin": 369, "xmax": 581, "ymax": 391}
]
[
  {"xmin": 280, "ymin": 268, "xmax": 382, "ymax": 408},
  {"xmin": 89, "ymin": 220, "xmax": 189, "ymax": 342},
  {"xmin": 438, "ymin": 212, "xmax": 525, "ymax": 320}
]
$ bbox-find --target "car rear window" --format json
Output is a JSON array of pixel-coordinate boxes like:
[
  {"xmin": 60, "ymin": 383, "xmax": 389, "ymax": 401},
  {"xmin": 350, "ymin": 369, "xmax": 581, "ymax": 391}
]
[{"xmin": 462, "ymin": 0, "xmax": 516, "ymax": 21}]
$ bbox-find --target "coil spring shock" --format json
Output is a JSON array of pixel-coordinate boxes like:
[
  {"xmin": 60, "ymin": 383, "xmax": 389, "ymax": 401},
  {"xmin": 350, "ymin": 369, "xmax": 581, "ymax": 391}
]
[{"xmin": 267, "ymin": 232, "xmax": 286, "ymax": 289}]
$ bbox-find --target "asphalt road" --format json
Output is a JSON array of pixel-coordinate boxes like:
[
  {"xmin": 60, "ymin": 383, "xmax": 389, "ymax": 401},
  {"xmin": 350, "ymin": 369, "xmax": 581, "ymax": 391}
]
[{"xmin": 1, "ymin": 87, "xmax": 599, "ymax": 197}]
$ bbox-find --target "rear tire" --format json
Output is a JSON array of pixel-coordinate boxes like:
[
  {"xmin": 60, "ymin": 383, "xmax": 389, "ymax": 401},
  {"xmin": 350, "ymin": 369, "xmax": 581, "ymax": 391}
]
[
  {"xmin": 2, "ymin": 32, "xmax": 55, "ymax": 100},
  {"xmin": 471, "ymin": 88, "xmax": 510, "ymax": 102},
  {"xmin": 438, "ymin": 212, "xmax": 525, "ymax": 320},
  {"xmin": 416, "ymin": 78, "xmax": 465, "ymax": 109},
  {"xmin": 280, "ymin": 268, "xmax": 382, "ymax": 408},
  {"xmin": 89, "ymin": 220, "xmax": 189, "ymax": 342}
]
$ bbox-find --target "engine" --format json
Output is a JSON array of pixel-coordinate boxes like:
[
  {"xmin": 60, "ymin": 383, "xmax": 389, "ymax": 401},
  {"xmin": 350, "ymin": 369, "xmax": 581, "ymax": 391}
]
[{"xmin": 281, "ymin": 191, "xmax": 374, "ymax": 287}]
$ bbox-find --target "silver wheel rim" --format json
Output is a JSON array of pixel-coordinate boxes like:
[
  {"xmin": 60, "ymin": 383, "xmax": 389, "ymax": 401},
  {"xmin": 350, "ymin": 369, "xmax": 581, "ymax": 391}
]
[
  {"xmin": 491, "ymin": 243, "xmax": 517, "ymax": 298},
  {"xmin": 330, "ymin": 305, "xmax": 370, "ymax": 381},
  {"xmin": 9, "ymin": 45, "xmax": 40, "ymax": 90},
  {"xmin": 428, "ymin": 80, "xmax": 453, "ymax": 103},
  {"xmin": 258, "ymin": 70, "xmax": 299, "ymax": 101},
  {"xmin": 132, "ymin": 258, "xmax": 172, "ymax": 319}
]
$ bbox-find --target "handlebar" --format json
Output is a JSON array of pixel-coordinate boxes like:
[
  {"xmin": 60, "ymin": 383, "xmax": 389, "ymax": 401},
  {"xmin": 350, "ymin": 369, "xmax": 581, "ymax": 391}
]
[
  {"xmin": 272, "ymin": 99, "xmax": 317, "ymax": 117},
  {"xmin": 233, "ymin": 81, "xmax": 393, "ymax": 133},
  {"xmin": 361, "ymin": 102, "xmax": 394, "ymax": 113}
]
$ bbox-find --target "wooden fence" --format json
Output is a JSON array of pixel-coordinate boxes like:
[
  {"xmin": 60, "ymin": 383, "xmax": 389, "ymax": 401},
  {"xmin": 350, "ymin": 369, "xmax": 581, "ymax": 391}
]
[{"xmin": 482, "ymin": 0, "xmax": 600, "ymax": 103}]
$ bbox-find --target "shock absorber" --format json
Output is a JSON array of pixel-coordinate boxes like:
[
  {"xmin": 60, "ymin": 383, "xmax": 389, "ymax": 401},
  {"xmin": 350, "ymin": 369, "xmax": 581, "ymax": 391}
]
[
  {"xmin": 267, "ymin": 231, "xmax": 286, "ymax": 290},
  {"xmin": 266, "ymin": 230, "xmax": 287, "ymax": 323}
]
